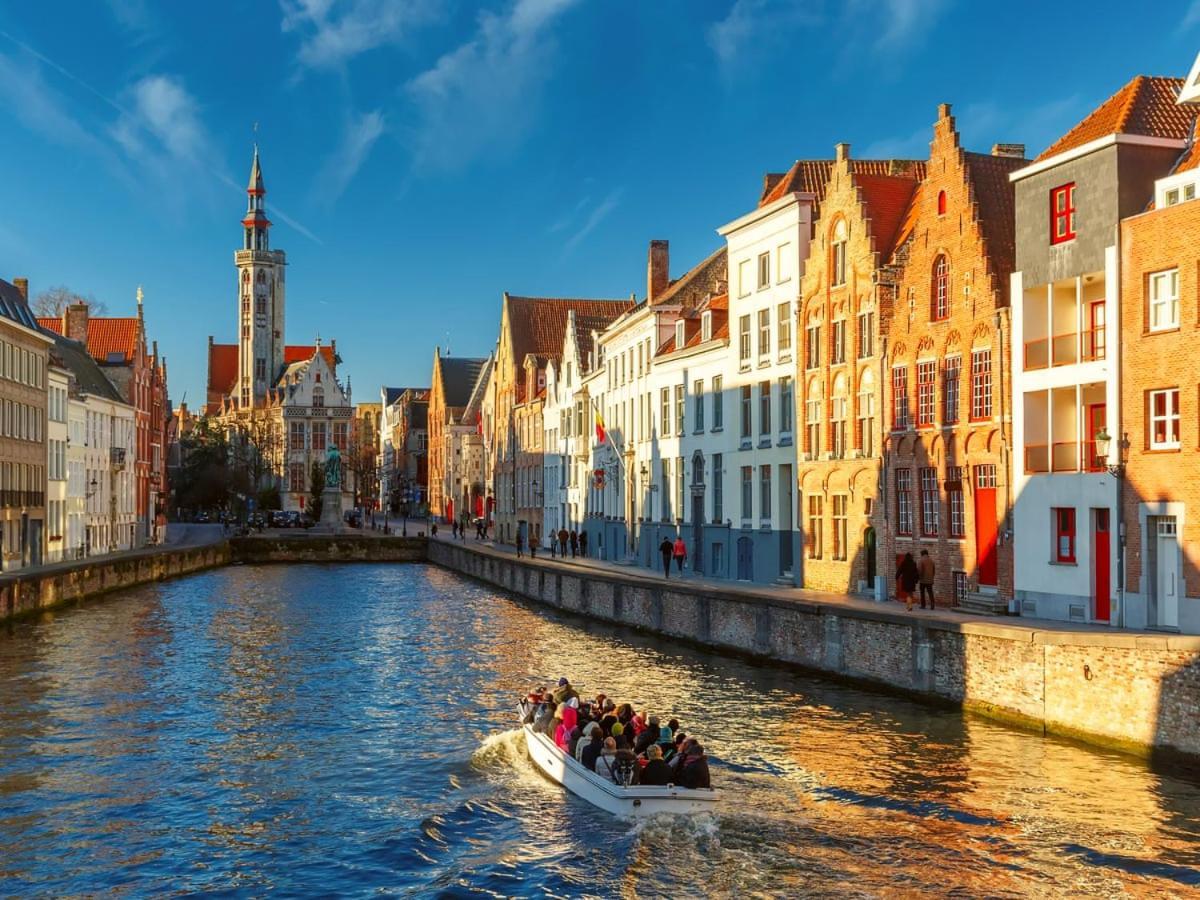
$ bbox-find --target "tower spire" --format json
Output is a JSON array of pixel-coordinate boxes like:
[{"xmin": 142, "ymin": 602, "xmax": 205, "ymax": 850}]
[{"xmin": 242, "ymin": 145, "xmax": 271, "ymax": 251}]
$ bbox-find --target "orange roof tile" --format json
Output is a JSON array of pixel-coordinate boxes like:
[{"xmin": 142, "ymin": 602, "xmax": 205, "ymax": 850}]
[
  {"xmin": 39, "ymin": 315, "xmax": 140, "ymax": 363},
  {"xmin": 1172, "ymin": 119, "xmax": 1200, "ymax": 175},
  {"xmin": 759, "ymin": 158, "xmax": 926, "ymax": 213},
  {"xmin": 506, "ymin": 296, "xmax": 635, "ymax": 372},
  {"xmin": 651, "ymin": 247, "xmax": 727, "ymax": 311},
  {"xmin": 1035, "ymin": 76, "xmax": 1193, "ymax": 162},
  {"xmin": 962, "ymin": 150, "xmax": 1027, "ymax": 284},
  {"xmin": 206, "ymin": 342, "xmax": 336, "ymax": 411},
  {"xmin": 854, "ymin": 174, "xmax": 923, "ymax": 259}
]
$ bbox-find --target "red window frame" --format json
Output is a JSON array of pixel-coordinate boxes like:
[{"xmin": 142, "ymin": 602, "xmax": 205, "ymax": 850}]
[
  {"xmin": 917, "ymin": 361, "xmax": 936, "ymax": 427},
  {"xmin": 891, "ymin": 365, "xmax": 910, "ymax": 431},
  {"xmin": 932, "ymin": 254, "xmax": 949, "ymax": 320},
  {"xmin": 1054, "ymin": 507, "xmax": 1076, "ymax": 563},
  {"xmin": 1050, "ymin": 183, "xmax": 1076, "ymax": 244}
]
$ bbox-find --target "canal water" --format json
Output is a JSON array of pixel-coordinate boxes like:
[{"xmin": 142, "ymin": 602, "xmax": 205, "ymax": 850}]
[{"xmin": 1, "ymin": 564, "xmax": 1199, "ymax": 897}]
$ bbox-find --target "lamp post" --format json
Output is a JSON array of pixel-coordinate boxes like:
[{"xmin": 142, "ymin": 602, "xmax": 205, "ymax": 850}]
[
  {"xmin": 84, "ymin": 476, "xmax": 99, "ymax": 558},
  {"xmin": 1094, "ymin": 426, "xmax": 1129, "ymax": 628}
]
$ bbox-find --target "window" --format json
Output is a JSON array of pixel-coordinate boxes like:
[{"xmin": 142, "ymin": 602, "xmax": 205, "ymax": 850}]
[
  {"xmin": 702, "ymin": 312, "xmax": 712, "ymax": 342},
  {"xmin": 740, "ymin": 385, "xmax": 752, "ymax": 439},
  {"xmin": 660, "ymin": 387, "xmax": 670, "ymax": 436},
  {"xmin": 931, "ymin": 254, "xmax": 949, "ymax": 321},
  {"xmin": 891, "ymin": 366, "xmax": 910, "ymax": 431},
  {"xmin": 758, "ymin": 308, "xmax": 771, "ymax": 357},
  {"xmin": 255, "ymin": 357, "xmax": 267, "ymax": 381},
  {"xmin": 970, "ymin": 349, "xmax": 992, "ymax": 420},
  {"xmin": 1054, "ymin": 507, "xmax": 1076, "ymax": 562},
  {"xmin": 311, "ymin": 421, "xmax": 326, "ymax": 451},
  {"xmin": 831, "ymin": 220, "xmax": 847, "ymax": 286},
  {"xmin": 760, "ymin": 465, "xmax": 772, "ymax": 519},
  {"xmin": 805, "ymin": 381, "xmax": 822, "ymax": 457},
  {"xmin": 694, "ymin": 379, "xmax": 705, "ymax": 432},
  {"xmin": 675, "ymin": 320, "xmax": 685, "ymax": 350},
  {"xmin": 1149, "ymin": 268, "xmax": 1179, "ymax": 331},
  {"xmin": 661, "ymin": 459, "xmax": 672, "ymax": 521},
  {"xmin": 290, "ymin": 421, "xmax": 306, "ymax": 450},
  {"xmin": 947, "ymin": 467, "xmax": 965, "ymax": 538},
  {"xmin": 920, "ymin": 467, "xmax": 940, "ymax": 537},
  {"xmin": 831, "ymin": 319, "xmax": 845, "ymax": 365},
  {"xmin": 943, "ymin": 356, "xmax": 961, "ymax": 425},
  {"xmin": 758, "ymin": 252, "xmax": 770, "ymax": 289},
  {"xmin": 713, "ymin": 454, "xmax": 723, "ymax": 522},
  {"xmin": 896, "ymin": 469, "xmax": 913, "ymax": 536},
  {"xmin": 312, "ymin": 386, "xmax": 324, "ymax": 408},
  {"xmin": 289, "ymin": 462, "xmax": 306, "ymax": 493},
  {"xmin": 759, "ymin": 380, "xmax": 771, "ymax": 436},
  {"xmin": 677, "ymin": 457, "xmax": 684, "ymax": 520},
  {"xmin": 777, "ymin": 243, "xmax": 792, "ymax": 282},
  {"xmin": 917, "ymin": 360, "xmax": 936, "ymax": 427},
  {"xmin": 858, "ymin": 310, "xmax": 874, "ymax": 358},
  {"xmin": 937, "ymin": 190, "xmax": 947, "ymax": 216},
  {"xmin": 779, "ymin": 376, "xmax": 794, "ymax": 436},
  {"xmin": 1149, "ymin": 388, "xmax": 1181, "ymax": 449},
  {"xmin": 807, "ymin": 495, "xmax": 823, "ymax": 558},
  {"xmin": 831, "ymin": 374, "xmax": 847, "ymax": 458},
  {"xmin": 333, "ymin": 421, "xmax": 348, "ymax": 450},
  {"xmin": 778, "ymin": 303, "xmax": 792, "ymax": 353},
  {"xmin": 741, "ymin": 466, "xmax": 753, "ymax": 521},
  {"xmin": 857, "ymin": 371, "xmax": 875, "ymax": 457},
  {"xmin": 832, "ymin": 494, "xmax": 848, "ymax": 561},
  {"xmin": 739, "ymin": 315, "xmax": 752, "ymax": 364},
  {"xmin": 712, "ymin": 376, "xmax": 723, "ymax": 430},
  {"xmin": 675, "ymin": 384, "xmax": 685, "ymax": 434},
  {"xmin": 1050, "ymin": 182, "xmax": 1076, "ymax": 244},
  {"xmin": 806, "ymin": 324, "xmax": 821, "ymax": 370}
]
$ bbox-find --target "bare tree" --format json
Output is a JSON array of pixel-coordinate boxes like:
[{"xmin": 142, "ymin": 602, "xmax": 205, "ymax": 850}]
[
  {"xmin": 346, "ymin": 417, "xmax": 378, "ymax": 511},
  {"xmin": 33, "ymin": 285, "xmax": 107, "ymax": 317}
]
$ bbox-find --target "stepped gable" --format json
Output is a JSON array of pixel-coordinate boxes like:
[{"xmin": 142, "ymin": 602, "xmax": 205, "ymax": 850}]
[
  {"xmin": 759, "ymin": 158, "xmax": 926, "ymax": 217},
  {"xmin": 853, "ymin": 173, "xmax": 923, "ymax": 260},
  {"xmin": 1035, "ymin": 75, "xmax": 1193, "ymax": 161},
  {"xmin": 962, "ymin": 150, "xmax": 1027, "ymax": 286}
]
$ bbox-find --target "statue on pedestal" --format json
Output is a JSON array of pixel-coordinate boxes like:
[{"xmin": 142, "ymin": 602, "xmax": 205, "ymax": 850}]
[{"xmin": 325, "ymin": 444, "xmax": 342, "ymax": 489}]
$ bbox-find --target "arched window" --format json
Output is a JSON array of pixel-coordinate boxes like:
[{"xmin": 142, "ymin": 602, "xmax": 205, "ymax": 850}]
[
  {"xmin": 857, "ymin": 369, "xmax": 876, "ymax": 457},
  {"xmin": 831, "ymin": 220, "xmax": 848, "ymax": 287},
  {"xmin": 312, "ymin": 386, "xmax": 324, "ymax": 408},
  {"xmin": 937, "ymin": 190, "xmax": 947, "ymax": 216},
  {"xmin": 831, "ymin": 373, "xmax": 848, "ymax": 459},
  {"xmin": 931, "ymin": 254, "xmax": 949, "ymax": 321}
]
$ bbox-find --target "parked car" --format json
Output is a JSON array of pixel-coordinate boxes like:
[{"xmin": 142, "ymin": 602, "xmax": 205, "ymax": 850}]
[
  {"xmin": 268, "ymin": 510, "xmax": 290, "ymax": 528},
  {"xmin": 343, "ymin": 510, "xmax": 363, "ymax": 528},
  {"xmin": 194, "ymin": 511, "xmax": 210, "ymax": 524},
  {"xmin": 248, "ymin": 512, "xmax": 267, "ymax": 529}
]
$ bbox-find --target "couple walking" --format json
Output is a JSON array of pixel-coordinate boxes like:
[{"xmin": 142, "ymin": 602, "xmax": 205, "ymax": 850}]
[
  {"xmin": 896, "ymin": 549, "xmax": 936, "ymax": 611},
  {"xmin": 658, "ymin": 535, "xmax": 687, "ymax": 578}
]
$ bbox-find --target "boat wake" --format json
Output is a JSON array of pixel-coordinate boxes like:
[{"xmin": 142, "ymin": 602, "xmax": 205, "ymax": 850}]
[{"xmin": 470, "ymin": 728, "xmax": 529, "ymax": 772}]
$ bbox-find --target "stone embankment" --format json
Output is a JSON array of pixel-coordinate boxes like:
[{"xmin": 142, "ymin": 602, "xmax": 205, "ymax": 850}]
[
  {"xmin": 428, "ymin": 540, "xmax": 1200, "ymax": 764},
  {"xmin": 228, "ymin": 534, "xmax": 426, "ymax": 564}
]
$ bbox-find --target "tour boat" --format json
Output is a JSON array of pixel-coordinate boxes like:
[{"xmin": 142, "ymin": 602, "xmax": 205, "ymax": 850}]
[{"xmin": 518, "ymin": 706, "xmax": 721, "ymax": 818}]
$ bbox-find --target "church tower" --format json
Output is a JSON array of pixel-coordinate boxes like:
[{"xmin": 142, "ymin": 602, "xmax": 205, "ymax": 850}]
[{"xmin": 235, "ymin": 146, "xmax": 287, "ymax": 408}]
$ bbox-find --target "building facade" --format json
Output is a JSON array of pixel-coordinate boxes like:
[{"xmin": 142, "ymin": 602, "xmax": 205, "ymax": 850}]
[
  {"xmin": 428, "ymin": 350, "xmax": 487, "ymax": 523},
  {"xmin": 46, "ymin": 362, "xmax": 68, "ymax": 563}
]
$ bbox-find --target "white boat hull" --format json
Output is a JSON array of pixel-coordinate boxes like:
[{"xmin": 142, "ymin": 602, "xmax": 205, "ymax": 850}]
[{"xmin": 521, "ymin": 722, "xmax": 721, "ymax": 818}]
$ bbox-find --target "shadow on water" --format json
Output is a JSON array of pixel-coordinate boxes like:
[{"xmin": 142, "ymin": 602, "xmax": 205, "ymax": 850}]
[{"xmin": 0, "ymin": 562, "xmax": 1198, "ymax": 897}]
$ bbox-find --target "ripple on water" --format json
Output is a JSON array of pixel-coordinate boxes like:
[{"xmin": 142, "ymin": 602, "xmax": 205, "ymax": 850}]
[{"xmin": 0, "ymin": 563, "xmax": 1199, "ymax": 897}]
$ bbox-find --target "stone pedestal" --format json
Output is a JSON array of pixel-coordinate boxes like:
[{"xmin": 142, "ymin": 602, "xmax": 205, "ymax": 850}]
[{"xmin": 318, "ymin": 486, "xmax": 344, "ymax": 531}]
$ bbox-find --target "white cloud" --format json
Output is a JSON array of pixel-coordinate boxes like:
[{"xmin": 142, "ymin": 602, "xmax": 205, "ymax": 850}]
[
  {"xmin": 1186, "ymin": 1, "xmax": 1200, "ymax": 28},
  {"xmin": 0, "ymin": 51, "xmax": 110, "ymax": 154},
  {"xmin": 564, "ymin": 190, "xmax": 621, "ymax": 253},
  {"xmin": 707, "ymin": 0, "xmax": 821, "ymax": 79},
  {"xmin": 315, "ymin": 109, "xmax": 386, "ymax": 204},
  {"xmin": 115, "ymin": 75, "xmax": 211, "ymax": 164},
  {"xmin": 282, "ymin": 0, "xmax": 432, "ymax": 68},
  {"xmin": 404, "ymin": 0, "xmax": 581, "ymax": 171}
]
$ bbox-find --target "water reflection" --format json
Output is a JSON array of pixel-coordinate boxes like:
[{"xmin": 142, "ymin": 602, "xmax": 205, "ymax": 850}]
[{"xmin": 0, "ymin": 563, "xmax": 1198, "ymax": 896}]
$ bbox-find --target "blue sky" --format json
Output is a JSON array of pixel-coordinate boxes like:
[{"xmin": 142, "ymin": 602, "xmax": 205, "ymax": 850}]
[{"xmin": 0, "ymin": 0, "xmax": 1196, "ymax": 408}]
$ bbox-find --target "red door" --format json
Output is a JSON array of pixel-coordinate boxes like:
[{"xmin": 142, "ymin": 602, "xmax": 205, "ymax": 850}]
[
  {"xmin": 446, "ymin": 498, "xmax": 454, "ymax": 524},
  {"xmin": 1094, "ymin": 509, "xmax": 1111, "ymax": 621},
  {"xmin": 974, "ymin": 465, "xmax": 998, "ymax": 587},
  {"xmin": 1089, "ymin": 301, "xmax": 1106, "ymax": 360},
  {"xmin": 1087, "ymin": 404, "xmax": 1106, "ymax": 472}
]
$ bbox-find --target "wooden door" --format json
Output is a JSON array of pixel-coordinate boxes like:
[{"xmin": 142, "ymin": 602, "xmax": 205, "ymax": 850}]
[
  {"xmin": 1093, "ymin": 508, "xmax": 1110, "ymax": 622},
  {"xmin": 974, "ymin": 465, "xmax": 998, "ymax": 587},
  {"xmin": 1157, "ymin": 518, "xmax": 1180, "ymax": 629}
]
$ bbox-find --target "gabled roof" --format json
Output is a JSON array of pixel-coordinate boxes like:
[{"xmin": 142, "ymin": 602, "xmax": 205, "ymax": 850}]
[
  {"xmin": 853, "ymin": 173, "xmax": 923, "ymax": 259},
  {"xmin": 962, "ymin": 150, "xmax": 1027, "ymax": 283},
  {"xmin": 460, "ymin": 355, "xmax": 493, "ymax": 423},
  {"xmin": 759, "ymin": 158, "xmax": 926, "ymax": 214},
  {"xmin": 1035, "ymin": 76, "xmax": 1193, "ymax": 162},
  {"xmin": 505, "ymin": 296, "xmax": 635, "ymax": 383},
  {"xmin": 437, "ymin": 355, "xmax": 488, "ymax": 409},
  {"xmin": 205, "ymin": 341, "xmax": 336, "ymax": 409},
  {"xmin": 0, "ymin": 280, "xmax": 40, "ymax": 332},
  {"xmin": 651, "ymin": 246, "xmax": 727, "ymax": 313},
  {"xmin": 1171, "ymin": 119, "xmax": 1200, "ymax": 175},
  {"xmin": 39, "ymin": 315, "xmax": 140, "ymax": 363},
  {"xmin": 47, "ymin": 334, "xmax": 125, "ymax": 404}
]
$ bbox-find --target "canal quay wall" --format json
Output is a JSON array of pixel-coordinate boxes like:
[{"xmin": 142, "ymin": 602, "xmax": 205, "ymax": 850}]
[
  {"xmin": 228, "ymin": 534, "xmax": 426, "ymax": 564},
  {"xmin": 428, "ymin": 540, "xmax": 1200, "ymax": 764},
  {"xmin": 0, "ymin": 542, "xmax": 232, "ymax": 623}
]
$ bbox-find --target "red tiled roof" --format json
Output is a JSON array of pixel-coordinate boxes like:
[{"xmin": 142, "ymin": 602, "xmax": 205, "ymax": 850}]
[
  {"xmin": 1172, "ymin": 120, "xmax": 1200, "ymax": 175},
  {"xmin": 854, "ymin": 174, "xmax": 923, "ymax": 259},
  {"xmin": 505, "ymin": 296, "xmax": 635, "ymax": 378},
  {"xmin": 759, "ymin": 158, "xmax": 926, "ymax": 212},
  {"xmin": 962, "ymin": 150, "xmax": 1027, "ymax": 286},
  {"xmin": 38, "ymin": 316, "xmax": 140, "ymax": 363},
  {"xmin": 652, "ymin": 246, "xmax": 727, "ymax": 311},
  {"xmin": 1035, "ymin": 76, "xmax": 1193, "ymax": 162},
  {"xmin": 206, "ymin": 342, "xmax": 336, "ymax": 411}
]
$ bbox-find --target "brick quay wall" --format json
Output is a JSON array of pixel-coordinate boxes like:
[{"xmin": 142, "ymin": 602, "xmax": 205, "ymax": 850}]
[{"xmin": 429, "ymin": 540, "xmax": 1200, "ymax": 764}]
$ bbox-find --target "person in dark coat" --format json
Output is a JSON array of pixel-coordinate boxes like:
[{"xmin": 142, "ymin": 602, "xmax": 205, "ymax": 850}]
[
  {"xmin": 569, "ymin": 530, "xmax": 579, "ymax": 557},
  {"xmin": 659, "ymin": 538, "xmax": 674, "ymax": 577},
  {"xmin": 634, "ymin": 716, "xmax": 661, "ymax": 756},
  {"xmin": 675, "ymin": 742, "xmax": 711, "ymax": 789},
  {"xmin": 896, "ymin": 552, "xmax": 920, "ymax": 611},
  {"xmin": 639, "ymin": 744, "xmax": 673, "ymax": 786},
  {"xmin": 558, "ymin": 528, "xmax": 568, "ymax": 556},
  {"xmin": 578, "ymin": 530, "xmax": 588, "ymax": 557},
  {"xmin": 580, "ymin": 730, "xmax": 605, "ymax": 772}
]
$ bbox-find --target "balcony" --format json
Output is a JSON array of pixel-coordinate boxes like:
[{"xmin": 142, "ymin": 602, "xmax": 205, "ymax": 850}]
[
  {"xmin": 1022, "ymin": 274, "xmax": 1106, "ymax": 371},
  {"xmin": 1022, "ymin": 384, "xmax": 1107, "ymax": 475}
]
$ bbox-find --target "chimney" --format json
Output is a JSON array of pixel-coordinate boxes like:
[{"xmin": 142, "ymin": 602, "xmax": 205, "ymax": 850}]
[
  {"xmin": 835, "ymin": 142, "xmax": 851, "ymax": 162},
  {"xmin": 12, "ymin": 278, "xmax": 28, "ymax": 302},
  {"xmin": 66, "ymin": 302, "xmax": 89, "ymax": 345},
  {"xmin": 647, "ymin": 240, "xmax": 669, "ymax": 303},
  {"xmin": 991, "ymin": 143, "xmax": 1026, "ymax": 159}
]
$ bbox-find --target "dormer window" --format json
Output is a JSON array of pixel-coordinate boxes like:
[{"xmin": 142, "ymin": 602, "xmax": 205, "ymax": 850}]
[
  {"xmin": 702, "ymin": 311, "xmax": 712, "ymax": 342},
  {"xmin": 675, "ymin": 320, "xmax": 685, "ymax": 349}
]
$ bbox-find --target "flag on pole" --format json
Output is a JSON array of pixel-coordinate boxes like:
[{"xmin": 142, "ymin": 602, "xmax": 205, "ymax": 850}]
[{"xmin": 595, "ymin": 408, "xmax": 606, "ymax": 445}]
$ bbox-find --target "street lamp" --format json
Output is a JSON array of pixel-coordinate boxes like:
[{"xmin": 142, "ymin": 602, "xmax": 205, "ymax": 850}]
[{"xmin": 1093, "ymin": 426, "xmax": 1128, "ymax": 478}]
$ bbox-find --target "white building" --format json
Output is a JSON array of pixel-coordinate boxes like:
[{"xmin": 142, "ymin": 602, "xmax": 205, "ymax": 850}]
[{"xmin": 45, "ymin": 363, "xmax": 69, "ymax": 562}]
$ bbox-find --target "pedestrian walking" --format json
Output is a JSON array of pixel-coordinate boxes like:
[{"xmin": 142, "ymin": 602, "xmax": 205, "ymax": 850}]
[
  {"xmin": 896, "ymin": 552, "xmax": 919, "ymax": 612},
  {"xmin": 579, "ymin": 531, "xmax": 588, "ymax": 558},
  {"xmin": 659, "ymin": 538, "xmax": 674, "ymax": 577},
  {"xmin": 516, "ymin": 532, "xmax": 525, "ymax": 558},
  {"xmin": 549, "ymin": 538, "xmax": 557, "ymax": 558},
  {"xmin": 918, "ymin": 550, "xmax": 936, "ymax": 609},
  {"xmin": 530, "ymin": 535, "xmax": 538, "ymax": 559},
  {"xmin": 569, "ymin": 530, "xmax": 578, "ymax": 558},
  {"xmin": 558, "ymin": 528, "xmax": 568, "ymax": 556},
  {"xmin": 672, "ymin": 535, "xmax": 687, "ymax": 573}
]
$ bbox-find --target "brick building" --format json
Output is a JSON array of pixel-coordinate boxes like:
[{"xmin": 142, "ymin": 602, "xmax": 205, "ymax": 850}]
[
  {"xmin": 882, "ymin": 105, "xmax": 1025, "ymax": 611},
  {"xmin": 427, "ymin": 349, "xmax": 488, "ymax": 523},
  {"xmin": 796, "ymin": 146, "xmax": 923, "ymax": 594},
  {"xmin": 1118, "ymin": 118, "xmax": 1200, "ymax": 631}
]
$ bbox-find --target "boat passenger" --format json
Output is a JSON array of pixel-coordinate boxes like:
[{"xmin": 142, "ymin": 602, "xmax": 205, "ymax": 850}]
[
  {"xmin": 552, "ymin": 678, "xmax": 579, "ymax": 705},
  {"xmin": 533, "ymin": 695, "xmax": 556, "ymax": 734},
  {"xmin": 600, "ymin": 701, "xmax": 618, "ymax": 735},
  {"xmin": 566, "ymin": 724, "xmax": 584, "ymax": 757},
  {"xmin": 594, "ymin": 737, "xmax": 620, "ymax": 779},
  {"xmin": 654, "ymin": 725, "xmax": 674, "ymax": 752},
  {"xmin": 639, "ymin": 745, "xmax": 672, "ymax": 786},
  {"xmin": 675, "ymin": 741, "xmax": 711, "ymax": 790},
  {"xmin": 616, "ymin": 703, "xmax": 634, "ymax": 728},
  {"xmin": 610, "ymin": 721, "xmax": 631, "ymax": 751},
  {"xmin": 576, "ymin": 721, "xmax": 602, "ymax": 763},
  {"xmin": 554, "ymin": 718, "xmax": 572, "ymax": 752},
  {"xmin": 612, "ymin": 746, "xmax": 640, "ymax": 786},
  {"xmin": 630, "ymin": 709, "xmax": 648, "ymax": 736},
  {"xmin": 580, "ymin": 729, "xmax": 605, "ymax": 771},
  {"xmin": 664, "ymin": 732, "xmax": 686, "ymax": 762},
  {"xmin": 560, "ymin": 699, "xmax": 579, "ymax": 734},
  {"xmin": 634, "ymin": 716, "xmax": 660, "ymax": 755}
]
